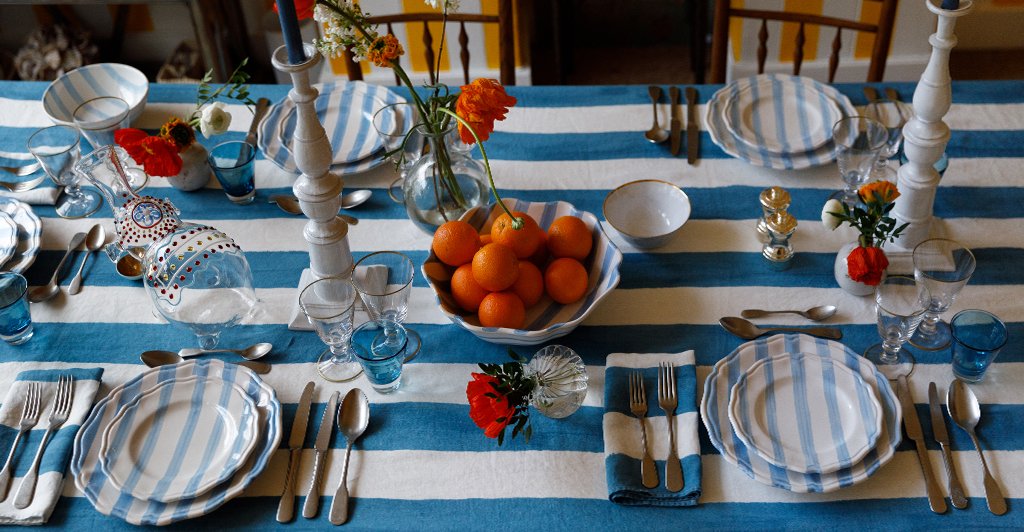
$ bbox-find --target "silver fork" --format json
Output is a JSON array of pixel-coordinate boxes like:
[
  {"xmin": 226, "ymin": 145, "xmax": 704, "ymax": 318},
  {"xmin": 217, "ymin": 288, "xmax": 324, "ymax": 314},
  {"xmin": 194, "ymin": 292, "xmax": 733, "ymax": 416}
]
[
  {"xmin": 0, "ymin": 174, "xmax": 47, "ymax": 193},
  {"xmin": 13, "ymin": 375, "xmax": 74, "ymax": 509},
  {"xmin": 0, "ymin": 382, "xmax": 41, "ymax": 500},
  {"xmin": 628, "ymin": 371, "xmax": 658, "ymax": 489},
  {"xmin": 658, "ymin": 362, "xmax": 684, "ymax": 492}
]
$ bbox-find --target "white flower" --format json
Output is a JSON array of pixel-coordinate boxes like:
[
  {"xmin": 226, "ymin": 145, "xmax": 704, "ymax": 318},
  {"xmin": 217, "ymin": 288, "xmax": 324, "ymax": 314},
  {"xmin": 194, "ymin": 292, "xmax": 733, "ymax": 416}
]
[
  {"xmin": 821, "ymin": 199, "xmax": 844, "ymax": 230},
  {"xmin": 199, "ymin": 102, "xmax": 231, "ymax": 138}
]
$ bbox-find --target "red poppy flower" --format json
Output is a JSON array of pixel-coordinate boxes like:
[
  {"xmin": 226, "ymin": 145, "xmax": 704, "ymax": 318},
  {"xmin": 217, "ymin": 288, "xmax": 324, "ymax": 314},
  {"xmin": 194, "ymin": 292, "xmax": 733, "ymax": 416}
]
[
  {"xmin": 455, "ymin": 78, "xmax": 517, "ymax": 144},
  {"xmin": 466, "ymin": 373, "xmax": 514, "ymax": 438},
  {"xmin": 847, "ymin": 245, "xmax": 889, "ymax": 286},
  {"xmin": 115, "ymin": 128, "xmax": 149, "ymax": 163},
  {"xmin": 273, "ymin": 0, "xmax": 315, "ymax": 20},
  {"xmin": 138, "ymin": 136, "xmax": 183, "ymax": 177}
]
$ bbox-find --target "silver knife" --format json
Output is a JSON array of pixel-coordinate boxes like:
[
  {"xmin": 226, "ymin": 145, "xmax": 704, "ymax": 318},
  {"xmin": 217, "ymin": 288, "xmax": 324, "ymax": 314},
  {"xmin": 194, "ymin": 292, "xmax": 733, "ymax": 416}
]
[
  {"xmin": 897, "ymin": 375, "xmax": 947, "ymax": 514},
  {"xmin": 303, "ymin": 390, "xmax": 339, "ymax": 518},
  {"xmin": 929, "ymin": 381, "xmax": 968, "ymax": 509},
  {"xmin": 669, "ymin": 87, "xmax": 682, "ymax": 157},
  {"xmin": 236, "ymin": 97, "xmax": 270, "ymax": 165},
  {"xmin": 684, "ymin": 87, "xmax": 699, "ymax": 165},
  {"xmin": 277, "ymin": 381, "xmax": 316, "ymax": 523}
]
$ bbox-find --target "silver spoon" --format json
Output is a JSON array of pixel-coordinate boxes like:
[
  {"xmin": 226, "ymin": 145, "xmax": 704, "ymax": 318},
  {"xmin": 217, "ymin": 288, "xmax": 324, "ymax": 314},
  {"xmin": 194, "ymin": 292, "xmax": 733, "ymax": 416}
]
[
  {"xmin": 0, "ymin": 161, "xmax": 40, "ymax": 177},
  {"xmin": 28, "ymin": 232, "xmax": 86, "ymax": 303},
  {"xmin": 330, "ymin": 388, "xmax": 370, "ymax": 526},
  {"xmin": 645, "ymin": 86, "xmax": 669, "ymax": 144},
  {"xmin": 269, "ymin": 195, "xmax": 360, "ymax": 225},
  {"xmin": 68, "ymin": 224, "xmax": 105, "ymax": 295},
  {"xmin": 341, "ymin": 189, "xmax": 372, "ymax": 209},
  {"xmin": 719, "ymin": 316, "xmax": 842, "ymax": 341},
  {"xmin": 947, "ymin": 379, "xmax": 1007, "ymax": 515},
  {"xmin": 140, "ymin": 350, "xmax": 271, "ymax": 374},
  {"xmin": 740, "ymin": 305, "xmax": 838, "ymax": 322},
  {"xmin": 178, "ymin": 342, "xmax": 273, "ymax": 360}
]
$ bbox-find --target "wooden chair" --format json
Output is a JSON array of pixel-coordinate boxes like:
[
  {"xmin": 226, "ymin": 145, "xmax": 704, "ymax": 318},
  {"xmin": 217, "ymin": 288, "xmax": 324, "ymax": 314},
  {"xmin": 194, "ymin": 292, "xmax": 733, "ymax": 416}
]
[
  {"xmin": 709, "ymin": 0, "xmax": 898, "ymax": 83},
  {"xmin": 343, "ymin": 0, "xmax": 515, "ymax": 86}
]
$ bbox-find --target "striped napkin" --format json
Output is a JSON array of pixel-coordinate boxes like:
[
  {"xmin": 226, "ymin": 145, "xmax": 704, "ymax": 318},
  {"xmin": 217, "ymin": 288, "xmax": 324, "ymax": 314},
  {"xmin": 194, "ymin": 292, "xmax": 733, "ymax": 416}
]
[
  {"xmin": 603, "ymin": 351, "xmax": 701, "ymax": 506},
  {"xmin": 0, "ymin": 368, "xmax": 103, "ymax": 525},
  {"xmin": 0, "ymin": 187, "xmax": 60, "ymax": 206}
]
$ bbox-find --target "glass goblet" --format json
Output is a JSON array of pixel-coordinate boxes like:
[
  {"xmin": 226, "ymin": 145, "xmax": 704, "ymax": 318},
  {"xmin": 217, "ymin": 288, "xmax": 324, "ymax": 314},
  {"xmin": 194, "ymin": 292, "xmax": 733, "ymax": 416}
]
[
  {"xmin": 831, "ymin": 116, "xmax": 887, "ymax": 207},
  {"xmin": 864, "ymin": 275, "xmax": 929, "ymax": 380},
  {"xmin": 352, "ymin": 251, "xmax": 421, "ymax": 362},
  {"xmin": 299, "ymin": 276, "xmax": 365, "ymax": 382},
  {"xmin": 27, "ymin": 125, "xmax": 102, "ymax": 219},
  {"xmin": 73, "ymin": 96, "xmax": 130, "ymax": 149},
  {"xmin": 909, "ymin": 238, "xmax": 976, "ymax": 351},
  {"xmin": 862, "ymin": 99, "xmax": 912, "ymax": 181}
]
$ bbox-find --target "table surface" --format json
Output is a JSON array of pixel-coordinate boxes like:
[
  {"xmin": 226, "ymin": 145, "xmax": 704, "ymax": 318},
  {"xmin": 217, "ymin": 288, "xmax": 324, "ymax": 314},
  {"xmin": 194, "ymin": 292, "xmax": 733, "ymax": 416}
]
[{"xmin": 1, "ymin": 79, "xmax": 1022, "ymax": 530}]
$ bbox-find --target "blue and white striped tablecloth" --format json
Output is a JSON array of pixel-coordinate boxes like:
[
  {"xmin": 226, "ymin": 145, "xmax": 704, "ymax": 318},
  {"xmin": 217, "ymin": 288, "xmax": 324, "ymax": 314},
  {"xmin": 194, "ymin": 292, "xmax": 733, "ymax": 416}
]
[{"xmin": 0, "ymin": 79, "xmax": 1022, "ymax": 529}]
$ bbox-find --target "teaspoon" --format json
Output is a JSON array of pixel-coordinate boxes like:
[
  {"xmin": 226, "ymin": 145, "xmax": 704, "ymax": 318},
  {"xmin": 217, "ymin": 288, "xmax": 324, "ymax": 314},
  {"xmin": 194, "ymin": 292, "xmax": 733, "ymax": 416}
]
[
  {"xmin": 140, "ymin": 350, "xmax": 271, "ymax": 374},
  {"xmin": 645, "ymin": 86, "xmax": 670, "ymax": 144},
  {"xmin": 269, "ymin": 195, "xmax": 360, "ymax": 225},
  {"xmin": 719, "ymin": 316, "xmax": 842, "ymax": 341},
  {"xmin": 28, "ymin": 232, "xmax": 86, "ymax": 303},
  {"xmin": 740, "ymin": 305, "xmax": 838, "ymax": 322},
  {"xmin": 330, "ymin": 388, "xmax": 370, "ymax": 525},
  {"xmin": 68, "ymin": 224, "xmax": 106, "ymax": 295},
  {"xmin": 947, "ymin": 379, "xmax": 1007, "ymax": 515},
  {"xmin": 178, "ymin": 342, "xmax": 273, "ymax": 360}
]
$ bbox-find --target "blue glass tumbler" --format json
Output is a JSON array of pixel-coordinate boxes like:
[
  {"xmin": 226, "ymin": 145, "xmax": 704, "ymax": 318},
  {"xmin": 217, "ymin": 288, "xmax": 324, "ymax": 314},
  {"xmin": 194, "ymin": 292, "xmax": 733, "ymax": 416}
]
[
  {"xmin": 208, "ymin": 140, "xmax": 257, "ymax": 204},
  {"xmin": 0, "ymin": 272, "xmax": 33, "ymax": 345},
  {"xmin": 352, "ymin": 319, "xmax": 408, "ymax": 393},
  {"xmin": 951, "ymin": 309, "xmax": 1008, "ymax": 383}
]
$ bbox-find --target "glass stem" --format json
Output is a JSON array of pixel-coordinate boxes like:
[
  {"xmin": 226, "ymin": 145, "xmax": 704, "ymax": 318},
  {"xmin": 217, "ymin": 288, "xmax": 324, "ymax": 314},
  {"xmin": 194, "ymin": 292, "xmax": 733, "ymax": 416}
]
[
  {"xmin": 880, "ymin": 339, "xmax": 904, "ymax": 364},
  {"xmin": 917, "ymin": 311, "xmax": 940, "ymax": 336}
]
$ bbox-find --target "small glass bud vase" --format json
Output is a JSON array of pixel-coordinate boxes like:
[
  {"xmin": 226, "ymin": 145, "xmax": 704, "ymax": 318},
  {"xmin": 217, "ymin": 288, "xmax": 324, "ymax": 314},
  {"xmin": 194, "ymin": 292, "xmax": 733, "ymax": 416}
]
[
  {"xmin": 763, "ymin": 211, "xmax": 797, "ymax": 270},
  {"xmin": 756, "ymin": 186, "xmax": 791, "ymax": 243},
  {"xmin": 525, "ymin": 345, "xmax": 588, "ymax": 419}
]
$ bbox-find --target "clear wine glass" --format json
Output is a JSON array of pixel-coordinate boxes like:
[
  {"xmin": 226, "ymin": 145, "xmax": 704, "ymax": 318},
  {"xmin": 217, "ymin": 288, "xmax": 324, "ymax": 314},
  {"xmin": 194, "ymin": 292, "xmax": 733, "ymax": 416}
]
[
  {"xmin": 864, "ymin": 275, "xmax": 929, "ymax": 380},
  {"xmin": 863, "ymin": 99, "xmax": 913, "ymax": 181},
  {"xmin": 831, "ymin": 116, "xmax": 887, "ymax": 207},
  {"xmin": 299, "ymin": 276, "xmax": 365, "ymax": 382},
  {"xmin": 73, "ymin": 96, "xmax": 130, "ymax": 149},
  {"xmin": 352, "ymin": 251, "xmax": 421, "ymax": 362},
  {"xmin": 909, "ymin": 238, "xmax": 976, "ymax": 351},
  {"xmin": 27, "ymin": 125, "xmax": 101, "ymax": 219}
]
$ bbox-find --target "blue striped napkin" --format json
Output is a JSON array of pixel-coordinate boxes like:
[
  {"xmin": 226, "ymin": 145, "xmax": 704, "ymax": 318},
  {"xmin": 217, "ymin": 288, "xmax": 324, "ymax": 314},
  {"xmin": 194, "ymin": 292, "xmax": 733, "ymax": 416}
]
[
  {"xmin": 603, "ymin": 351, "xmax": 701, "ymax": 506},
  {"xmin": 0, "ymin": 368, "xmax": 104, "ymax": 525}
]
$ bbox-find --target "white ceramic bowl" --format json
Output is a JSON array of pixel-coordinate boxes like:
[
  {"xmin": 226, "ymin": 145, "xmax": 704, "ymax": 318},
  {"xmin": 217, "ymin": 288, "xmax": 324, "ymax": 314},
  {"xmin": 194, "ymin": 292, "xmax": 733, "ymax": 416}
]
[
  {"xmin": 43, "ymin": 63, "xmax": 149, "ymax": 127},
  {"xmin": 603, "ymin": 179, "xmax": 691, "ymax": 249},
  {"xmin": 423, "ymin": 198, "xmax": 623, "ymax": 346}
]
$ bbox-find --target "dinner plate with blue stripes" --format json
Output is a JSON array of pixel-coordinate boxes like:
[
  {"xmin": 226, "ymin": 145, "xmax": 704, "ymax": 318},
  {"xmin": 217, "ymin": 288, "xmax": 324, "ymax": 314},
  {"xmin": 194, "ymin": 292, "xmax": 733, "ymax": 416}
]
[
  {"xmin": 700, "ymin": 334, "xmax": 901, "ymax": 493},
  {"xmin": 98, "ymin": 374, "xmax": 260, "ymax": 503},
  {"xmin": 0, "ymin": 197, "xmax": 41, "ymax": 274},
  {"xmin": 0, "ymin": 212, "xmax": 16, "ymax": 267},
  {"xmin": 722, "ymin": 75, "xmax": 844, "ymax": 154},
  {"xmin": 728, "ymin": 351, "xmax": 884, "ymax": 475}
]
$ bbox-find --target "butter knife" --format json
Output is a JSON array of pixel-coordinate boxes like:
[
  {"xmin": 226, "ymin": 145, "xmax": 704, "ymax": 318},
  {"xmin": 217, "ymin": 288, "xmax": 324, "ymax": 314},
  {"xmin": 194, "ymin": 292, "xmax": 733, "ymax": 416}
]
[
  {"xmin": 684, "ymin": 87, "xmax": 699, "ymax": 165},
  {"xmin": 237, "ymin": 97, "xmax": 270, "ymax": 165},
  {"xmin": 303, "ymin": 390, "xmax": 339, "ymax": 518},
  {"xmin": 277, "ymin": 381, "xmax": 316, "ymax": 523},
  {"xmin": 669, "ymin": 87, "xmax": 682, "ymax": 156},
  {"xmin": 929, "ymin": 381, "xmax": 968, "ymax": 509},
  {"xmin": 898, "ymin": 375, "xmax": 947, "ymax": 514}
]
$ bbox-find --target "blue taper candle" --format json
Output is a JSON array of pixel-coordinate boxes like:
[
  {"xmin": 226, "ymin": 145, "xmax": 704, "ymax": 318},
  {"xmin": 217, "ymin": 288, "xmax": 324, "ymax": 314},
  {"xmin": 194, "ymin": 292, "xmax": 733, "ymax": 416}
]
[
  {"xmin": 275, "ymin": 0, "xmax": 308, "ymax": 64},
  {"xmin": 941, "ymin": 0, "xmax": 959, "ymax": 9}
]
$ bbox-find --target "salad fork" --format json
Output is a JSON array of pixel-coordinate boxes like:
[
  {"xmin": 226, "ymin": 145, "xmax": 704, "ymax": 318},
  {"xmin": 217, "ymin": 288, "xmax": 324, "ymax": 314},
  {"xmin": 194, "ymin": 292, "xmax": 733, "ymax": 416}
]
[
  {"xmin": 14, "ymin": 375, "xmax": 74, "ymax": 509},
  {"xmin": 628, "ymin": 371, "xmax": 658, "ymax": 489},
  {"xmin": 0, "ymin": 382, "xmax": 41, "ymax": 500},
  {"xmin": 658, "ymin": 362, "xmax": 684, "ymax": 492}
]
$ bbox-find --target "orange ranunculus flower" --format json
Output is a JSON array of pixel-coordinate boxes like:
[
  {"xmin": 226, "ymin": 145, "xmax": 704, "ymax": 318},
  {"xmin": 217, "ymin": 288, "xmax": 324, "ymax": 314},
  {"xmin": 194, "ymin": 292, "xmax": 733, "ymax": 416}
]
[
  {"xmin": 138, "ymin": 136, "xmax": 183, "ymax": 177},
  {"xmin": 847, "ymin": 245, "xmax": 889, "ymax": 286},
  {"xmin": 159, "ymin": 117, "xmax": 195, "ymax": 152},
  {"xmin": 455, "ymin": 78, "xmax": 517, "ymax": 144},
  {"xmin": 466, "ymin": 373, "xmax": 514, "ymax": 439},
  {"xmin": 367, "ymin": 34, "xmax": 404, "ymax": 68},
  {"xmin": 858, "ymin": 180, "xmax": 900, "ymax": 205},
  {"xmin": 274, "ymin": 0, "xmax": 315, "ymax": 20}
]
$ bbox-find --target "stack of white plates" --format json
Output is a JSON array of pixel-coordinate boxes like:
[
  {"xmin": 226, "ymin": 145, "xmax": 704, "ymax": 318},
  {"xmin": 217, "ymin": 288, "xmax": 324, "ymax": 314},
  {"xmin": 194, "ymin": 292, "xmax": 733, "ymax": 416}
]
[
  {"xmin": 706, "ymin": 74, "xmax": 857, "ymax": 170},
  {"xmin": 71, "ymin": 359, "xmax": 282, "ymax": 525},
  {"xmin": 0, "ymin": 198, "xmax": 41, "ymax": 274},
  {"xmin": 259, "ymin": 80, "xmax": 406, "ymax": 175},
  {"xmin": 700, "ymin": 334, "xmax": 902, "ymax": 493}
]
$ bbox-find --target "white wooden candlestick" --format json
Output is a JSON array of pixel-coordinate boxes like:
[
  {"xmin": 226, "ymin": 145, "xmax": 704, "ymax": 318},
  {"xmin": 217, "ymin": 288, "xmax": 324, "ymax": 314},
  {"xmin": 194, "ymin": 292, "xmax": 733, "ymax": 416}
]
[{"xmin": 892, "ymin": 0, "xmax": 973, "ymax": 250}]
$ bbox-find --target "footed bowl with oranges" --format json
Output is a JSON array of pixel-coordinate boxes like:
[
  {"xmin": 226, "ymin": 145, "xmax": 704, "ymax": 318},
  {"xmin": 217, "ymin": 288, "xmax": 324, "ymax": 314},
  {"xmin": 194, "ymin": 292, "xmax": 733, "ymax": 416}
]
[{"xmin": 423, "ymin": 198, "xmax": 623, "ymax": 345}]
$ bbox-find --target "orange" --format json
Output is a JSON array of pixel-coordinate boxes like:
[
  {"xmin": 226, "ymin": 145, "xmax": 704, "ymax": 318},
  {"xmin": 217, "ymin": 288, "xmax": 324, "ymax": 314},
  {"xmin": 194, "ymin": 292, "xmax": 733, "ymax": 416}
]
[
  {"xmin": 546, "ymin": 216, "xmax": 593, "ymax": 260},
  {"xmin": 471, "ymin": 243, "xmax": 520, "ymax": 292},
  {"xmin": 491, "ymin": 211, "xmax": 543, "ymax": 259},
  {"xmin": 512, "ymin": 260, "xmax": 544, "ymax": 307},
  {"xmin": 478, "ymin": 291, "xmax": 526, "ymax": 329},
  {"xmin": 432, "ymin": 220, "xmax": 480, "ymax": 266},
  {"xmin": 545, "ymin": 257, "xmax": 588, "ymax": 304},
  {"xmin": 450, "ymin": 264, "xmax": 489, "ymax": 312}
]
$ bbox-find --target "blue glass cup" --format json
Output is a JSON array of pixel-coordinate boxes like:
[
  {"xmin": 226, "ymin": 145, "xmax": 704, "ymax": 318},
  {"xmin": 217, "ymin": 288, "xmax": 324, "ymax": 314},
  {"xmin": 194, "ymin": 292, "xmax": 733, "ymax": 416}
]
[
  {"xmin": 352, "ymin": 319, "xmax": 408, "ymax": 393},
  {"xmin": 951, "ymin": 309, "xmax": 1008, "ymax": 383},
  {"xmin": 208, "ymin": 140, "xmax": 257, "ymax": 204},
  {"xmin": 0, "ymin": 272, "xmax": 33, "ymax": 345}
]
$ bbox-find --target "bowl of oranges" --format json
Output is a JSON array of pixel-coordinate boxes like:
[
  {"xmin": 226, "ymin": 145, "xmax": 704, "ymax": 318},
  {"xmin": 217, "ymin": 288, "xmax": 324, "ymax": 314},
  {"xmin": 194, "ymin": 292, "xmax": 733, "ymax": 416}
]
[{"xmin": 424, "ymin": 198, "xmax": 623, "ymax": 345}]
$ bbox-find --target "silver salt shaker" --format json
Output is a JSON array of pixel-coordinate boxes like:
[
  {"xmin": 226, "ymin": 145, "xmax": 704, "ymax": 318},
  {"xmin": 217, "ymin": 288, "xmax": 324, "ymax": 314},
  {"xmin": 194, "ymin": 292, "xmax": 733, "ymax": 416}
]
[
  {"xmin": 756, "ymin": 187, "xmax": 791, "ymax": 243},
  {"xmin": 763, "ymin": 211, "xmax": 797, "ymax": 270}
]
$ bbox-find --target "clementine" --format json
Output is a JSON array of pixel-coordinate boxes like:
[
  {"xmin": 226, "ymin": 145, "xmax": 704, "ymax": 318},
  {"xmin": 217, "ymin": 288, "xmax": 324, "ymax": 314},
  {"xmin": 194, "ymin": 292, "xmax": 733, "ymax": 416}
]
[
  {"xmin": 478, "ymin": 291, "xmax": 526, "ymax": 329},
  {"xmin": 512, "ymin": 260, "xmax": 544, "ymax": 307},
  {"xmin": 471, "ymin": 243, "xmax": 520, "ymax": 292},
  {"xmin": 546, "ymin": 216, "xmax": 593, "ymax": 260},
  {"xmin": 491, "ymin": 211, "xmax": 543, "ymax": 259},
  {"xmin": 450, "ymin": 264, "xmax": 489, "ymax": 312},
  {"xmin": 432, "ymin": 220, "xmax": 480, "ymax": 266},
  {"xmin": 544, "ymin": 257, "xmax": 588, "ymax": 304}
]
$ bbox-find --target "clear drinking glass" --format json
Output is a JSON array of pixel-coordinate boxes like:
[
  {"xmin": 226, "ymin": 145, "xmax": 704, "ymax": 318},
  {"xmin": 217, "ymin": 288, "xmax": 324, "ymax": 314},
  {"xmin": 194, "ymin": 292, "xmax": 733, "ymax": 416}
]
[
  {"xmin": 950, "ymin": 309, "xmax": 1008, "ymax": 383},
  {"xmin": 863, "ymin": 275, "xmax": 929, "ymax": 379},
  {"xmin": 910, "ymin": 238, "xmax": 976, "ymax": 351},
  {"xmin": 73, "ymin": 96, "xmax": 130, "ymax": 149},
  {"xmin": 0, "ymin": 272, "xmax": 33, "ymax": 345},
  {"xmin": 352, "ymin": 319, "xmax": 408, "ymax": 393},
  {"xmin": 352, "ymin": 251, "xmax": 421, "ymax": 362},
  {"xmin": 299, "ymin": 276, "xmax": 365, "ymax": 382},
  {"xmin": 862, "ymin": 99, "xmax": 912, "ymax": 181},
  {"xmin": 27, "ymin": 125, "xmax": 101, "ymax": 219},
  {"xmin": 832, "ymin": 116, "xmax": 888, "ymax": 207}
]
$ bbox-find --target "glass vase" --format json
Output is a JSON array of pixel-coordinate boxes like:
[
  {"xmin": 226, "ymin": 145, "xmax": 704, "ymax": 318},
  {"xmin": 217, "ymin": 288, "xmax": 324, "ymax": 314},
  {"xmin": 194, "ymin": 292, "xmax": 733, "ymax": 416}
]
[
  {"xmin": 403, "ymin": 123, "xmax": 489, "ymax": 234},
  {"xmin": 525, "ymin": 345, "xmax": 588, "ymax": 419}
]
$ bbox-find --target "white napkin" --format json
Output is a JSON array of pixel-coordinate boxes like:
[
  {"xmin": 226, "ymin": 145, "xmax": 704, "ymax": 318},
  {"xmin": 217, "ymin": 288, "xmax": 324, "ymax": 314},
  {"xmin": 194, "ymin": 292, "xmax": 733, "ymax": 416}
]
[
  {"xmin": 0, "ymin": 187, "xmax": 60, "ymax": 206},
  {"xmin": 287, "ymin": 265, "xmax": 388, "ymax": 330}
]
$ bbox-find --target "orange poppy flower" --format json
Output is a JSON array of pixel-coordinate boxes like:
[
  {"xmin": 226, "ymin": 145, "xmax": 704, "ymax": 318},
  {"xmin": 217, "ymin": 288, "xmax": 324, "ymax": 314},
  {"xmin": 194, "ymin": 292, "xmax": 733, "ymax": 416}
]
[
  {"xmin": 859, "ymin": 180, "xmax": 900, "ymax": 205},
  {"xmin": 455, "ymin": 78, "xmax": 517, "ymax": 144}
]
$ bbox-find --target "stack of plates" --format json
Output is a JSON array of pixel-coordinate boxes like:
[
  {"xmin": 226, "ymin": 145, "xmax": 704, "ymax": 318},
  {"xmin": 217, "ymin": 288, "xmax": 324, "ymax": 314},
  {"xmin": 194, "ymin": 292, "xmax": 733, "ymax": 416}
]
[
  {"xmin": 706, "ymin": 74, "xmax": 857, "ymax": 170},
  {"xmin": 71, "ymin": 360, "xmax": 282, "ymax": 525},
  {"xmin": 259, "ymin": 80, "xmax": 406, "ymax": 175},
  {"xmin": 0, "ymin": 197, "xmax": 41, "ymax": 274},
  {"xmin": 700, "ymin": 334, "xmax": 902, "ymax": 493}
]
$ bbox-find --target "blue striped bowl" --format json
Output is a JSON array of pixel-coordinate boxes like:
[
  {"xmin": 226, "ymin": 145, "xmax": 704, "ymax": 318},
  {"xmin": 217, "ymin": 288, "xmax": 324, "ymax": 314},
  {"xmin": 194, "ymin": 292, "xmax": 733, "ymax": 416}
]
[
  {"xmin": 42, "ymin": 63, "xmax": 149, "ymax": 126},
  {"xmin": 423, "ymin": 199, "xmax": 623, "ymax": 346}
]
